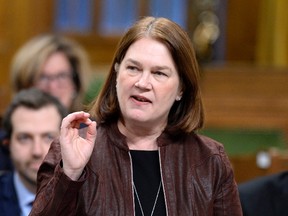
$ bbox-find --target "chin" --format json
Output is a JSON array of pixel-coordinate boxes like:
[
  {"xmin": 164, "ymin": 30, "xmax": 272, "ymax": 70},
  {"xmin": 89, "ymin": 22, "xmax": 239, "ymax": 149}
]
[{"xmin": 129, "ymin": 115, "xmax": 148, "ymax": 122}]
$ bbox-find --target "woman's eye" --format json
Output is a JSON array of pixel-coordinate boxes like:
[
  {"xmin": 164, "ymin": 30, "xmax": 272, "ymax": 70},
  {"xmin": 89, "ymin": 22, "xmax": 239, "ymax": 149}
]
[
  {"xmin": 127, "ymin": 66, "xmax": 138, "ymax": 71},
  {"xmin": 154, "ymin": 71, "xmax": 167, "ymax": 77}
]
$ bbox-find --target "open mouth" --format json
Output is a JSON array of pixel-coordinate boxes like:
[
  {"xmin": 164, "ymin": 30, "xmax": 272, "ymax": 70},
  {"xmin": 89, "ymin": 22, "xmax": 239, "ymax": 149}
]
[{"xmin": 132, "ymin": 95, "xmax": 151, "ymax": 103}]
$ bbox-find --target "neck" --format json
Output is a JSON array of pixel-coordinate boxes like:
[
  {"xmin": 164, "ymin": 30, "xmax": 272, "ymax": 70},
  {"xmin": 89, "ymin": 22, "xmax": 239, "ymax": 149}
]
[
  {"xmin": 118, "ymin": 120, "xmax": 164, "ymax": 150},
  {"xmin": 18, "ymin": 173, "xmax": 37, "ymax": 194}
]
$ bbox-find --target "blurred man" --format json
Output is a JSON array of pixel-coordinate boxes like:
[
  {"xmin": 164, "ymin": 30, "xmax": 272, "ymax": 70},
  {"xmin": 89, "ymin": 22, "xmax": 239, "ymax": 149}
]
[
  {"xmin": 0, "ymin": 88, "xmax": 67, "ymax": 216},
  {"xmin": 238, "ymin": 171, "xmax": 288, "ymax": 216}
]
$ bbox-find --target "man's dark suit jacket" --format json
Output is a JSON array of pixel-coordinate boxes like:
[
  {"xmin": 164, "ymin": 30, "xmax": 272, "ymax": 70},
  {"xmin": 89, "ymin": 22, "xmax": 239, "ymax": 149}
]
[
  {"xmin": 0, "ymin": 146, "xmax": 13, "ymax": 172},
  {"xmin": 0, "ymin": 171, "xmax": 21, "ymax": 216},
  {"xmin": 238, "ymin": 171, "xmax": 288, "ymax": 216}
]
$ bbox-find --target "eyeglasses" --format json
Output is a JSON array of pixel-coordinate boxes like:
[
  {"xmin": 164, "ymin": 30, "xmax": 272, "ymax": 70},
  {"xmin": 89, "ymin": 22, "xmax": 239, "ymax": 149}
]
[{"xmin": 36, "ymin": 72, "xmax": 72, "ymax": 86}]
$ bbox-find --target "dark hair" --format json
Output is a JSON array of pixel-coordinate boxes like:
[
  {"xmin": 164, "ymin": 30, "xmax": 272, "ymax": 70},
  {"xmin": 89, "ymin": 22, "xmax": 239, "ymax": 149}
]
[
  {"xmin": 2, "ymin": 88, "xmax": 68, "ymax": 139},
  {"xmin": 89, "ymin": 16, "xmax": 204, "ymax": 133}
]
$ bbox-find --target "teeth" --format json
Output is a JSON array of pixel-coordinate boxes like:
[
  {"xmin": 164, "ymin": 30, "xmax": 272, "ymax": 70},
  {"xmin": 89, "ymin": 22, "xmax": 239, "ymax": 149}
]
[{"xmin": 135, "ymin": 96, "xmax": 147, "ymax": 102}]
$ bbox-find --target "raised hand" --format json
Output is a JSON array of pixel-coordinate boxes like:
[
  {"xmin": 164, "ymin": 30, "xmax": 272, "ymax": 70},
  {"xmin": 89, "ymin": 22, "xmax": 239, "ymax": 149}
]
[{"xmin": 59, "ymin": 111, "xmax": 97, "ymax": 180}]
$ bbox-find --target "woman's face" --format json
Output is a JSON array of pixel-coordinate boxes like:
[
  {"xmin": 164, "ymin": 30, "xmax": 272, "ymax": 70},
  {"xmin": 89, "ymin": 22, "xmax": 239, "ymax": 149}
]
[
  {"xmin": 116, "ymin": 37, "xmax": 182, "ymax": 128},
  {"xmin": 35, "ymin": 52, "xmax": 76, "ymax": 109}
]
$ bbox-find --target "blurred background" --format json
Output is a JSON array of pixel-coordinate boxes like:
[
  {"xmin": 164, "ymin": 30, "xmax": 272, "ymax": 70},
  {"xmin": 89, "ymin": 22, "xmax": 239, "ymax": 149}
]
[{"xmin": 1, "ymin": 0, "xmax": 288, "ymax": 183}]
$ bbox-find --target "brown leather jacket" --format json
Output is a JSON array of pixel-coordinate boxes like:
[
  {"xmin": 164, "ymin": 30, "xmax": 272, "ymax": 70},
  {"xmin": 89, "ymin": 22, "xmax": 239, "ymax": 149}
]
[{"xmin": 30, "ymin": 123, "xmax": 242, "ymax": 216}]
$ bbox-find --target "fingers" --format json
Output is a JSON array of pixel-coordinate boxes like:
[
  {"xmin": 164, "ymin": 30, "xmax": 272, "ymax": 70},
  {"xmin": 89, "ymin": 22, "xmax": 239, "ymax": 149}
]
[
  {"xmin": 59, "ymin": 111, "xmax": 97, "ymax": 145},
  {"xmin": 61, "ymin": 111, "xmax": 91, "ymax": 130},
  {"xmin": 60, "ymin": 112, "xmax": 92, "ymax": 138}
]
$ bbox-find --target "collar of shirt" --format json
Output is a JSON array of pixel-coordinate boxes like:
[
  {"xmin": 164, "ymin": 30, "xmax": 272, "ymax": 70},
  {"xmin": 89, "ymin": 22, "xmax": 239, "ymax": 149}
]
[{"xmin": 13, "ymin": 172, "xmax": 35, "ymax": 216}]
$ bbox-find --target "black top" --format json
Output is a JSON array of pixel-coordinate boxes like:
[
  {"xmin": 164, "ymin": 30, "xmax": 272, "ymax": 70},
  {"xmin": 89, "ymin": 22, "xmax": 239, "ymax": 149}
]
[{"xmin": 130, "ymin": 150, "xmax": 166, "ymax": 216}]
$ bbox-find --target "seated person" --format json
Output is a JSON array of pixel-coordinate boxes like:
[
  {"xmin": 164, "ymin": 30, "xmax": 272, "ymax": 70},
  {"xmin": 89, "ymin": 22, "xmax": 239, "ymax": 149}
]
[
  {"xmin": 238, "ymin": 171, "xmax": 288, "ymax": 216},
  {"xmin": 0, "ymin": 88, "xmax": 67, "ymax": 216},
  {"xmin": 10, "ymin": 34, "xmax": 92, "ymax": 113},
  {"xmin": 0, "ymin": 34, "xmax": 92, "ymax": 173}
]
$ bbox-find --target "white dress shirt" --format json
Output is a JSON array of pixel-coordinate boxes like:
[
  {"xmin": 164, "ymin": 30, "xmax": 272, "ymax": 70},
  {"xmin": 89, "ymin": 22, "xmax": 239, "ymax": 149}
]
[{"xmin": 13, "ymin": 172, "xmax": 35, "ymax": 216}]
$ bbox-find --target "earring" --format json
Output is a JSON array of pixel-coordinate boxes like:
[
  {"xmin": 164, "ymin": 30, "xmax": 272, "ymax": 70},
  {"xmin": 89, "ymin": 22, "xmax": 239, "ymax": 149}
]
[{"xmin": 176, "ymin": 96, "xmax": 181, "ymax": 101}]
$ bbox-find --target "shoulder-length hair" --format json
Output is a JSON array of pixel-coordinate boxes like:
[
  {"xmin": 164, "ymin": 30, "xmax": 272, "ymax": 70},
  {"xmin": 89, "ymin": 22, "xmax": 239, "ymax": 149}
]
[
  {"xmin": 10, "ymin": 34, "xmax": 91, "ymax": 112},
  {"xmin": 89, "ymin": 16, "xmax": 204, "ymax": 133}
]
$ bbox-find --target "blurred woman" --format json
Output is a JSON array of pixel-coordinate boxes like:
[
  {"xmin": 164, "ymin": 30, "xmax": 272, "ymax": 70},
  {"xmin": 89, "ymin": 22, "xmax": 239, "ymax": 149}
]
[{"xmin": 10, "ymin": 34, "xmax": 92, "ymax": 112}]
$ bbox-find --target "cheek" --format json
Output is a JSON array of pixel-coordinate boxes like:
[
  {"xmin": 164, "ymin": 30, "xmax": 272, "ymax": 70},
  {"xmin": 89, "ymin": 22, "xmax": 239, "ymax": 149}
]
[
  {"xmin": 116, "ymin": 76, "xmax": 130, "ymax": 97},
  {"xmin": 65, "ymin": 82, "xmax": 76, "ymax": 92},
  {"xmin": 10, "ymin": 144, "xmax": 29, "ymax": 161},
  {"xmin": 158, "ymin": 85, "xmax": 178, "ymax": 101}
]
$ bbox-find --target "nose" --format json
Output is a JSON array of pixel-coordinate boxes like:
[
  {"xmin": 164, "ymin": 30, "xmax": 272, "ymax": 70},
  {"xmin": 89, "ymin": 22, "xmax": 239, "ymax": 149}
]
[
  {"xmin": 46, "ymin": 78, "xmax": 62, "ymax": 90},
  {"xmin": 31, "ymin": 139, "xmax": 46, "ymax": 157},
  {"xmin": 135, "ymin": 72, "xmax": 152, "ymax": 89},
  {"xmin": 37, "ymin": 79, "xmax": 59, "ymax": 94}
]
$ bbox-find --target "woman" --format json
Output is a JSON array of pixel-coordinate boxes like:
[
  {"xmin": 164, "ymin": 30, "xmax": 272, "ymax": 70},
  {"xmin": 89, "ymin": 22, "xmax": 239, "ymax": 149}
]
[
  {"xmin": 30, "ymin": 17, "xmax": 242, "ymax": 215},
  {"xmin": 10, "ymin": 34, "xmax": 91, "ymax": 112}
]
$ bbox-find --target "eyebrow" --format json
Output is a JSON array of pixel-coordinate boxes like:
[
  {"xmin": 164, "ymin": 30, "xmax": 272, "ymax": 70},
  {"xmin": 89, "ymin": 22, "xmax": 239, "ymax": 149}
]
[
  {"xmin": 125, "ymin": 58, "xmax": 173, "ymax": 72},
  {"xmin": 125, "ymin": 58, "xmax": 141, "ymax": 67}
]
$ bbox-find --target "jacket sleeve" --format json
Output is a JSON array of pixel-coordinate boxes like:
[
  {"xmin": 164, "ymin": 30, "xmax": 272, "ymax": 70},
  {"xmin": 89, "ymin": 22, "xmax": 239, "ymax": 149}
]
[
  {"xmin": 213, "ymin": 146, "xmax": 243, "ymax": 216},
  {"xmin": 29, "ymin": 139, "xmax": 87, "ymax": 216}
]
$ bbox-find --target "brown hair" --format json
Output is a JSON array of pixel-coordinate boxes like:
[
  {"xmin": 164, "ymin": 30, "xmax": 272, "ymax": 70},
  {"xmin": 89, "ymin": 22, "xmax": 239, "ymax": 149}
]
[
  {"xmin": 89, "ymin": 16, "xmax": 204, "ymax": 133},
  {"xmin": 10, "ymin": 34, "xmax": 91, "ymax": 112}
]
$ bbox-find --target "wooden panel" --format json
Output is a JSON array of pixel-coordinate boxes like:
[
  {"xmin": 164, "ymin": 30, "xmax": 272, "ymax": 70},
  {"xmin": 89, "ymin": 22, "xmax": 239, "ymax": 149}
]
[
  {"xmin": 230, "ymin": 150, "xmax": 288, "ymax": 183},
  {"xmin": 201, "ymin": 64, "xmax": 288, "ymax": 140},
  {"xmin": 67, "ymin": 34, "xmax": 120, "ymax": 65},
  {"xmin": 225, "ymin": 0, "xmax": 261, "ymax": 62},
  {"xmin": 0, "ymin": 0, "xmax": 54, "ymax": 115}
]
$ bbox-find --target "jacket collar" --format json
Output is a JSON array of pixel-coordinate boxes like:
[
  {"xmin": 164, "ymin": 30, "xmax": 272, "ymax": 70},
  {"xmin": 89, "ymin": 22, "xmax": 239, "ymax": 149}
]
[{"xmin": 102, "ymin": 121, "xmax": 186, "ymax": 150}]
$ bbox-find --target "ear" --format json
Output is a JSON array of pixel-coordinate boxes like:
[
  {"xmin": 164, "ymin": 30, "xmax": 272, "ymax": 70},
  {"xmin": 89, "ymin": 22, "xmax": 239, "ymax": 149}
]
[
  {"xmin": 114, "ymin": 63, "xmax": 120, "ymax": 72},
  {"xmin": 176, "ymin": 87, "xmax": 183, "ymax": 101}
]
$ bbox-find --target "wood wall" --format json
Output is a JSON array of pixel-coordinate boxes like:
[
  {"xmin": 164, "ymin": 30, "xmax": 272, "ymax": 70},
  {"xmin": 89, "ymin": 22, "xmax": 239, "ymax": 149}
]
[
  {"xmin": 225, "ymin": 0, "xmax": 261, "ymax": 62},
  {"xmin": 0, "ymin": 0, "xmax": 54, "ymax": 114},
  {"xmin": 201, "ymin": 64, "xmax": 288, "ymax": 137},
  {"xmin": 201, "ymin": 63, "xmax": 288, "ymax": 183}
]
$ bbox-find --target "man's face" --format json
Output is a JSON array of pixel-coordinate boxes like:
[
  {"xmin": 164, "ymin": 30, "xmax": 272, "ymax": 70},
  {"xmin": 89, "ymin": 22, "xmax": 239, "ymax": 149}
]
[{"xmin": 9, "ymin": 105, "xmax": 61, "ymax": 190}]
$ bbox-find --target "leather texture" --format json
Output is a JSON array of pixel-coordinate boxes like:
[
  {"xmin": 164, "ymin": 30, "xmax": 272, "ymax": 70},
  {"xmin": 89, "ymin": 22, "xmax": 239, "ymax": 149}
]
[{"xmin": 30, "ymin": 122, "xmax": 242, "ymax": 216}]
